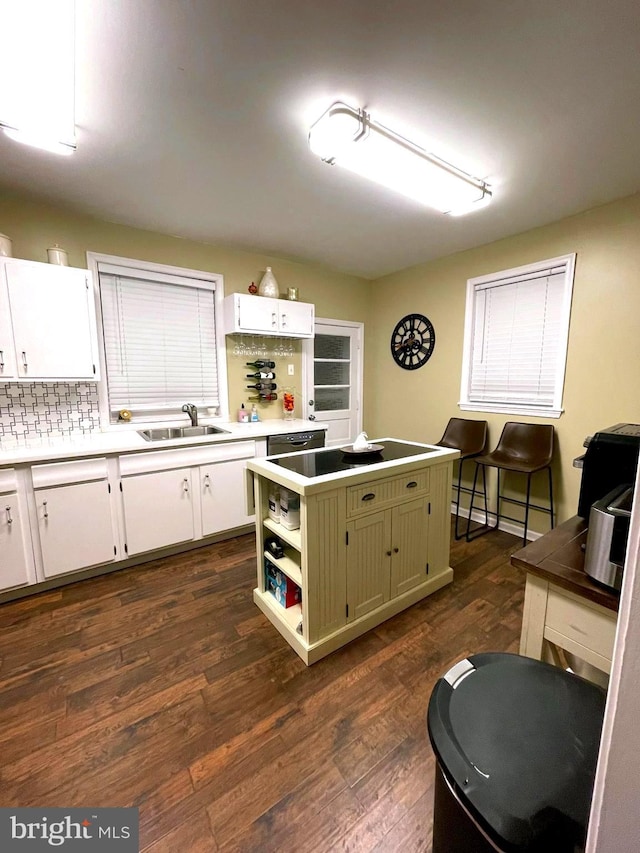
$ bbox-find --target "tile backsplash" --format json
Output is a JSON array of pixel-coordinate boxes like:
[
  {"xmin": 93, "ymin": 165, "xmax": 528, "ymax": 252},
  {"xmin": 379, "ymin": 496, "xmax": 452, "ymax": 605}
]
[{"xmin": 0, "ymin": 382, "xmax": 100, "ymax": 446}]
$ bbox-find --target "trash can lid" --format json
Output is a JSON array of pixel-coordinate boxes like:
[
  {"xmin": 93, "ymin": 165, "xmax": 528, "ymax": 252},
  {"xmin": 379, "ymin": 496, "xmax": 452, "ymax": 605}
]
[{"xmin": 427, "ymin": 653, "xmax": 606, "ymax": 851}]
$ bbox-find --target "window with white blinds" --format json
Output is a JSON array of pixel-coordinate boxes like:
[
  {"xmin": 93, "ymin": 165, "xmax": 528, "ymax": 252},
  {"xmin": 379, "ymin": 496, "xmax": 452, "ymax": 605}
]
[
  {"xmin": 459, "ymin": 254, "xmax": 576, "ymax": 418},
  {"xmin": 98, "ymin": 262, "xmax": 222, "ymax": 419}
]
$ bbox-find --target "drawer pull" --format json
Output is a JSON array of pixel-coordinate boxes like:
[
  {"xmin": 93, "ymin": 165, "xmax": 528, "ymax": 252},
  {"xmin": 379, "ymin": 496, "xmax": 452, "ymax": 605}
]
[
  {"xmin": 362, "ymin": 493, "xmax": 376, "ymax": 501},
  {"xmin": 5, "ymin": 506, "xmax": 12, "ymax": 525},
  {"xmin": 406, "ymin": 481, "xmax": 418, "ymax": 489}
]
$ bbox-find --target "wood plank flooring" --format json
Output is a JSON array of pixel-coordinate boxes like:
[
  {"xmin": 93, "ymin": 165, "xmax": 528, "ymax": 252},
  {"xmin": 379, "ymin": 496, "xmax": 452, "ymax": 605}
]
[{"xmin": 0, "ymin": 522, "xmax": 525, "ymax": 851}]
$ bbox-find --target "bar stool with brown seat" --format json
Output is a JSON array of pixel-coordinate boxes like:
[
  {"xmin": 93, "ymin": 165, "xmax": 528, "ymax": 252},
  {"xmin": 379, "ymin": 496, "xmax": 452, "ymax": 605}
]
[
  {"xmin": 436, "ymin": 418, "xmax": 488, "ymax": 540},
  {"xmin": 466, "ymin": 421, "xmax": 555, "ymax": 546}
]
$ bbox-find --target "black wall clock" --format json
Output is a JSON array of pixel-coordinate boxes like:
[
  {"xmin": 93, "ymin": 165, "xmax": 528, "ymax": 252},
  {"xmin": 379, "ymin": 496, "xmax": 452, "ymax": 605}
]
[{"xmin": 390, "ymin": 313, "xmax": 436, "ymax": 370}]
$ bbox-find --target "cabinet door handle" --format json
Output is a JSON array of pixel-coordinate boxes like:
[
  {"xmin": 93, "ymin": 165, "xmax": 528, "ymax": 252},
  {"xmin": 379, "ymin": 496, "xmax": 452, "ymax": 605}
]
[
  {"xmin": 272, "ymin": 312, "xmax": 278, "ymax": 328},
  {"xmin": 281, "ymin": 312, "xmax": 287, "ymax": 327},
  {"xmin": 43, "ymin": 500, "xmax": 48, "ymax": 519},
  {"xmin": 204, "ymin": 474, "xmax": 211, "ymax": 489},
  {"xmin": 5, "ymin": 506, "xmax": 12, "ymax": 525},
  {"xmin": 183, "ymin": 478, "xmax": 189, "ymax": 493},
  {"xmin": 393, "ymin": 547, "xmax": 399, "ymax": 553},
  {"xmin": 362, "ymin": 493, "xmax": 376, "ymax": 502},
  {"xmin": 406, "ymin": 481, "xmax": 418, "ymax": 489},
  {"xmin": 386, "ymin": 550, "xmax": 392, "ymax": 557},
  {"xmin": 0, "ymin": 350, "xmax": 4, "ymax": 370},
  {"xmin": 22, "ymin": 351, "xmax": 28, "ymax": 372}
]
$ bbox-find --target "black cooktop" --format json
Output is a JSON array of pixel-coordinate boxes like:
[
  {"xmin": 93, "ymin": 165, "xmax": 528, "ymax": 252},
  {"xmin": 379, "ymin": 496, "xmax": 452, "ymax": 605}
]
[{"xmin": 271, "ymin": 440, "xmax": 437, "ymax": 478}]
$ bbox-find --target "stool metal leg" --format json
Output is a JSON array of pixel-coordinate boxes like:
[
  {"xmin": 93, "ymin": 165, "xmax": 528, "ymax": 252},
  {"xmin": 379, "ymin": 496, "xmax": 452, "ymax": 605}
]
[
  {"xmin": 453, "ymin": 458, "xmax": 466, "ymax": 540},
  {"xmin": 522, "ymin": 472, "xmax": 532, "ymax": 546},
  {"xmin": 465, "ymin": 462, "xmax": 489, "ymax": 541}
]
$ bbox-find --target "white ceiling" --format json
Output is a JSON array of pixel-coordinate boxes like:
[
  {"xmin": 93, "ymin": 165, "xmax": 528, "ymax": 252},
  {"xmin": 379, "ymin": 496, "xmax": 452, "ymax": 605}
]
[{"xmin": 1, "ymin": 0, "xmax": 639, "ymax": 279}]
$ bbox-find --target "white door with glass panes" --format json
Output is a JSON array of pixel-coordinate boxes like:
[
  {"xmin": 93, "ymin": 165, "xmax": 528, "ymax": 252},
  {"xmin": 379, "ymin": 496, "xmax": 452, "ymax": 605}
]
[{"xmin": 303, "ymin": 320, "xmax": 363, "ymax": 447}]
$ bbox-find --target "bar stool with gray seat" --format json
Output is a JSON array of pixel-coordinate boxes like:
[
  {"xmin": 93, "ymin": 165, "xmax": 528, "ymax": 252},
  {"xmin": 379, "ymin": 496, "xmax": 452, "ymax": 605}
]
[
  {"xmin": 466, "ymin": 421, "xmax": 555, "ymax": 546},
  {"xmin": 436, "ymin": 418, "xmax": 488, "ymax": 540}
]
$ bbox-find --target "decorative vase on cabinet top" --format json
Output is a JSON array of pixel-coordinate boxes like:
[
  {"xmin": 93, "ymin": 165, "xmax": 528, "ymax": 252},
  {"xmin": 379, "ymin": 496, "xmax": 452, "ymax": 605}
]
[{"xmin": 258, "ymin": 266, "xmax": 279, "ymax": 298}]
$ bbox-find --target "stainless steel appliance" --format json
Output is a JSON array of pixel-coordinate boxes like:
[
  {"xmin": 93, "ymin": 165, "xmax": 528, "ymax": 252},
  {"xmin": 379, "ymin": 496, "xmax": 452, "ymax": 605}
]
[
  {"xmin": 576, "ymin": 423, "xmax": 640, "ymax": 518},
  {"xmin": 266, "ymin": 430, "xmax": 325, "ymax": 456},
  {"xmin": 575, "ymin": 423, "xmax": 640, "ymax": 592},
  {"xmin": 584, "ymin": 484, "xmax": 633, "ymax": 591}
]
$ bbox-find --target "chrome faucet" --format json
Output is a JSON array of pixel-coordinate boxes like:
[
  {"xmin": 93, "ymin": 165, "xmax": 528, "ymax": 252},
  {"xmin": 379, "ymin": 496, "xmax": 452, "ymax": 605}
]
[{"xmin": 182, "ymin": 403, "xmax": 198, "ymax": 427}]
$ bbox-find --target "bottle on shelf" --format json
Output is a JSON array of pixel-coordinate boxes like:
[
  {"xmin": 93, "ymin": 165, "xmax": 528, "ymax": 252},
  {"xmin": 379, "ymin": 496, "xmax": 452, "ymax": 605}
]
[
  {"xmin": 246, "ymin": 360, "xmax": 275, "ymax": 369},
  {"xmin": 246, "ymin": 371, "xmax": 276, "ymax": 380},
  {"xmin": 249, "ymin": 392, "xmax": 278, "ymax": 402},
  {"xmin": 246, "ymin": 382, "xmax": 277, "ymax": 391}
]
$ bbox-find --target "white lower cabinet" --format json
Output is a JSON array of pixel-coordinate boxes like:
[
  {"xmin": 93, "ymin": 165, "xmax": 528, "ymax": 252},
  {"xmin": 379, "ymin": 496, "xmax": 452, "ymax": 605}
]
[
  {"xmin": 121, "ymin": 468, "xmax": 195, "ymax": 556},
  {"xmin": 0, "ymin": 492, "xmax": 33, "ymax": 590},
  {"xmin": 2, "ymin": 438, "xmax": 258, "ymax": 595},
  {"xmin": 36, "ymin": 481, "xmax": 116, "ymax": 578},
  {"xmin": 201, "ymin": 458, "xmax": 254, "ymax": 535},
  {"xmin": 30, "ymin": 459, "xmax": 117, "ymax": 579}
]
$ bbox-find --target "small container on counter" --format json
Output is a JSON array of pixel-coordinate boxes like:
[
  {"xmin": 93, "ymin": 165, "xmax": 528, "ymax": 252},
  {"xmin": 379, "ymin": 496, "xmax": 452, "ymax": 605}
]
[
  {"xmin": 237, "ymin": 403, "xmax": 249, "ymax": 423},
  {"xmin": 268, "ymin": 486, "xmax": 281, "ymax": 522},
  {"xmin": 280, "ymin": 488, "xmax": 300, "ymax": 530}
]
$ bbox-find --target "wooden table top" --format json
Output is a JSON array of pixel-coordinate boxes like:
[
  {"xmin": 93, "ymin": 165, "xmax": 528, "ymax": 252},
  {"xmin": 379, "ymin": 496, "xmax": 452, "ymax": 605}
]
[{"xmin": 510, "ymin": 515, "xmax": 620, "ymax": 612}]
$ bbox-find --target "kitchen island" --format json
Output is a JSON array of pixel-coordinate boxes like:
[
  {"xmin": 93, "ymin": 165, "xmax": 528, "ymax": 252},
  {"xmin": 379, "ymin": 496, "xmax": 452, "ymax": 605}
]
[{"xmin": 246, "ymin": 438, "xmax": 459, "ymax": 664}]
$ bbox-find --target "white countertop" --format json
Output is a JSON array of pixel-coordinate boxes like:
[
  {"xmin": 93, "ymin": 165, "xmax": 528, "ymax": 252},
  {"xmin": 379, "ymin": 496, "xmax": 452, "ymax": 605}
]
[
  {"xmin": 247, "ymin": 438, "xmax": 459, "ymax": 496},
  {"xmin": 0, "ymin": 418, "xmax": 328, "ymax": 466}
]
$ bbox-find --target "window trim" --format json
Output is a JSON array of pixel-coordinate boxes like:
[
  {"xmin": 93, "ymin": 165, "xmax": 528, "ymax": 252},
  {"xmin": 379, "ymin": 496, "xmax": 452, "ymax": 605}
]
[
  {"xmin": 459, "ymin": 253, "xmax": 576, "ymax": 419},
  {"xmin": 86, "ymin": 252, "xmax": 228, "ymax": 429}
]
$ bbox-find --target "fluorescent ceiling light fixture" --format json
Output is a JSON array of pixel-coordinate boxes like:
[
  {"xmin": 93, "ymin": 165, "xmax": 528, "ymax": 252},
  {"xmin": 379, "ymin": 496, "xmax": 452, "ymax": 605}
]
[
  {"xmin": 0, "ymin": 0, "xmax": 76, "ymax": 155},
  {"xmin": 309, "ymin": 102, "xmax": 491, "ymax": 215}
]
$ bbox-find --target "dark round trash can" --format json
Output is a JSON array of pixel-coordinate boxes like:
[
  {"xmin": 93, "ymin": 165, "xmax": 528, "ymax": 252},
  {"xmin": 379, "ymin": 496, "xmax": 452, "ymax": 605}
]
[{"xmin": 427, "ymin": 653, "xmax": 606, "ymax": 853}]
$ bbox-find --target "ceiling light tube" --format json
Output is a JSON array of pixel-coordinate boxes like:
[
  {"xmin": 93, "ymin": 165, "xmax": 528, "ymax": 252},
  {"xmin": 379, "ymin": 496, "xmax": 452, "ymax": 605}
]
[
  {"xmin": 309, "ymin": 102, "xmax": 491, "ymax": 215},
  {"xmin": 0, "ymin": 0, "xmax": 76, "ymax": 155}
]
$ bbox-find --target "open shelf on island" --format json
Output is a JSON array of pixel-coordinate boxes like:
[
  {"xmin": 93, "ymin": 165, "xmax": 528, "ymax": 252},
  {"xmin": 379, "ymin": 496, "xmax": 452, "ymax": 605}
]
[
  {"xmin": 264, "ymin": 550, "xmax": 303, "ymax": 587},
  {"xmin": 258, "ymin": 590, "xmax": 303, "ymax": 633},
  {"xmin": 263, "ymin": 517, "xmax": 302, "ymax": 551}
]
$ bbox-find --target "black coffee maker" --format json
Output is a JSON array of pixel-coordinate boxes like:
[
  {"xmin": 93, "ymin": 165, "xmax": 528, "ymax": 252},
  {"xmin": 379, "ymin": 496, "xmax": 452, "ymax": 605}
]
[{"xmin": 576, "ymin": 423, "xmax": 640, "ymax": 590}]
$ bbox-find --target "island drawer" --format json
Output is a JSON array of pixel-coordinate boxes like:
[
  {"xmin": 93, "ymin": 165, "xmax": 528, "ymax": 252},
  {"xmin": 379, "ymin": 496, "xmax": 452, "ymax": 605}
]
[{"xmin": 346, "ymin": 469, "xmax": 429, "ymax": 517}]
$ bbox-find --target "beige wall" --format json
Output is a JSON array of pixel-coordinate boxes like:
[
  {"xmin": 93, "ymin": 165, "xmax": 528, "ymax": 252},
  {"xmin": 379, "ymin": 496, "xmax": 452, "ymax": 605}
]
[
  {"xmin": 0, "ymin": 191, "xmax": 372, "ymax": 419},
  {"xmin": 367, "ymin": 193, "xmax": 640, "ymax": 529},
  {"xmin": 3, "ymin": 188, "xmax": 640, "ymax": 529}
]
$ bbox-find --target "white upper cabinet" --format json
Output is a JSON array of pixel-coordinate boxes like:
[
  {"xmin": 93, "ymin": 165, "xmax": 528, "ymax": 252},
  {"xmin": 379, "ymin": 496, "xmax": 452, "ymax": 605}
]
[
  {"xmin": 0, "ymin": 277, "xmax": 17, "ymax": 379},
  {"xmin": 2, "ymin": 258, "xmax": 100, "ymax": 381},
  {"xmin": 224, "ymin": 293, "xmax": 314, "ymax": 338}
]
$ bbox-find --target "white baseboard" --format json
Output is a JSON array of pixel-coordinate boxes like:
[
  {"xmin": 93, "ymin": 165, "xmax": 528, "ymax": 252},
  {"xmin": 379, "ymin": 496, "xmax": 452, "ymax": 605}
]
[{"xmin": 451, "ymin": 503, "xmax": 543, "ymax": 542}]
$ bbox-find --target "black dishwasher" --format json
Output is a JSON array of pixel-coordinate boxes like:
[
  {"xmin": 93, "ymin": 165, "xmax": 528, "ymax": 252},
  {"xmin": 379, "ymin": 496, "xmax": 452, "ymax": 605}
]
[{"xmin": 266, "ymin": 430, "xmax": 325, "ymax": 455}]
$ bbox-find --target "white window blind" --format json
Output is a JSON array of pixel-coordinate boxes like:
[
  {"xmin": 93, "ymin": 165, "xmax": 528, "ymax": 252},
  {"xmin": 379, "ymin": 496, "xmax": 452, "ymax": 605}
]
[
  {"xmin": 99, "ymin": 265, "xmax": 220, "ymax": 416},
  {"xmin": 460, "ymin": 255, "xmax": 575, "ymax": 418}
]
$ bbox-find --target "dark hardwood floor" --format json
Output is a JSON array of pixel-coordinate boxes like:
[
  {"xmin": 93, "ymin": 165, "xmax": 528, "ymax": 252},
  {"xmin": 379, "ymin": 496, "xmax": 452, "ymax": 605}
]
[{"xmin": 0, "ymin": 521, "xmax": 525, "ymax": 851}]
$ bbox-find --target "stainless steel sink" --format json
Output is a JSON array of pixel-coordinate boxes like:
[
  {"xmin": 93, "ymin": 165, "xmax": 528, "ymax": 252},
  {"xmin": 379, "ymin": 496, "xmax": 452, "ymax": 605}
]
[{"xmin": 138, "ymin": 426, "xmax": 229, "ymax": 441}]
